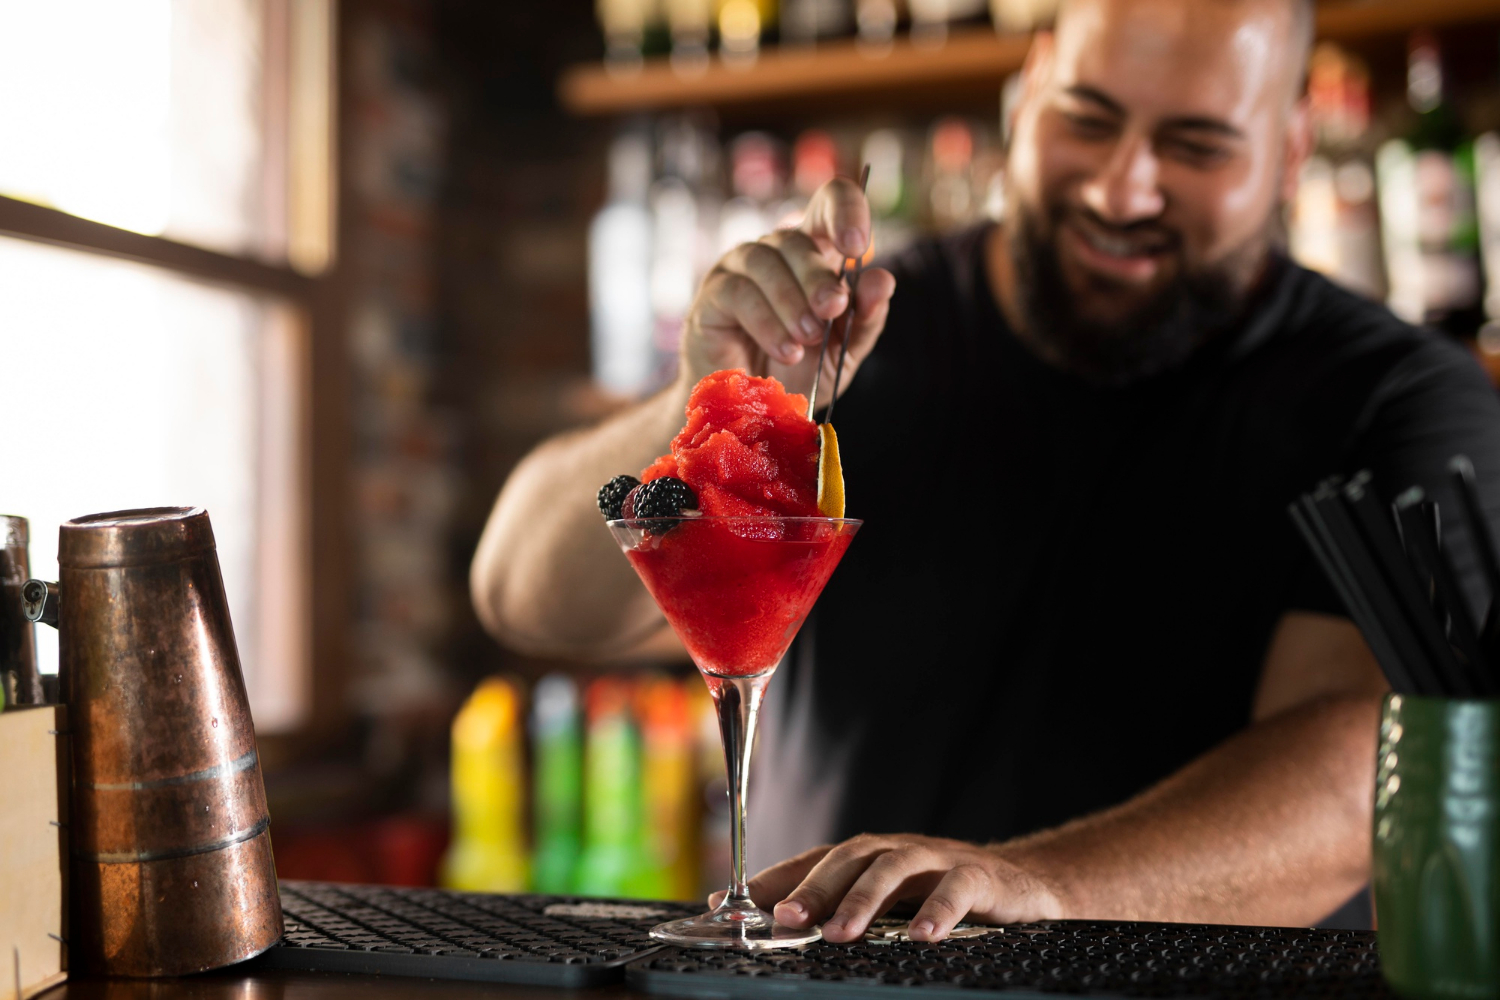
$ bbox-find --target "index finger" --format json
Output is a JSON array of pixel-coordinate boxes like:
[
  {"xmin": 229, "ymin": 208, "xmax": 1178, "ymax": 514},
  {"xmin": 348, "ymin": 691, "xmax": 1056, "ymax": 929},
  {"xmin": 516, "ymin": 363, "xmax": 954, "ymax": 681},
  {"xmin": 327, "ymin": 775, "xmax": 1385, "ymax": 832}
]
[
  {"xmin": 718, "ymin": 844, "xmax": 833, "ymax": 914},
  {"xmin": 799, "ymin": 175, "xmax": 871, "ymax": 259}
]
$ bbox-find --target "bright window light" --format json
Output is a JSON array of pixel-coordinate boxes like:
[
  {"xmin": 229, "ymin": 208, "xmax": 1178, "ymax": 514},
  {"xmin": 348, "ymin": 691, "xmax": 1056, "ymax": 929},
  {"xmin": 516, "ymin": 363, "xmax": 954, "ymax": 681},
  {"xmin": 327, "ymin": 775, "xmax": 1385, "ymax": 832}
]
[
  {"xmin": 0, "ymin": 0, "xmax": 265, "ymax": 255},
  {"xmin": 0, "ymin": 236, "xmax": 308, "ymax": 731}
]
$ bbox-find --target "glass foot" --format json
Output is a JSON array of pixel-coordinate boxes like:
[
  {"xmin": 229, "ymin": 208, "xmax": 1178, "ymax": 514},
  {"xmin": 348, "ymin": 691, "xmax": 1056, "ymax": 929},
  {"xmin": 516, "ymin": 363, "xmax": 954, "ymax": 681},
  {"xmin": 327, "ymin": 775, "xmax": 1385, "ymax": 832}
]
[{"xmin": 649, "ymin": 899, "xmax": 821, "ymax": 950}]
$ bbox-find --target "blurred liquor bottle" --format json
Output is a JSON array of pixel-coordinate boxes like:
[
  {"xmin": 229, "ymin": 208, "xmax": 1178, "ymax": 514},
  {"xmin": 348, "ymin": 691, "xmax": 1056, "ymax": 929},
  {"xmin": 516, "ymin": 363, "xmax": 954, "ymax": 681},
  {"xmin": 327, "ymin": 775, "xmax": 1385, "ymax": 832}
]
[
  {"xmin": 651, "ymin": 117, "xmax": 722, "ymax": 387},
  {"xmin": 1476, "ymin": 130, "xmax": 1500, "ymax": 361},
  {"xmin": 863, "ymin": 128, "xmax": 918, "ymax": 258},
  {"xmin": 781, "ymin": 0, "xmax": 852, "ymax": 46},
  {"xmin": 1377, "ymin": 31, "xmax": 1483, "ymax": 336},
  {"xmin": 590, "ymin": 127, "xmax": 656, "ymax": 396},
  {"xmin": 1289, "ymin": 44, "xmax": 1385, "ymax": 301},
  {"xmin": 531, "ymin": 675, "xmax": 583, "ymax": 894},
  {"xmin": 440, "ymin": 678, "xmax": 529, "ymax": 892},
  {"xmin": 854, "ymin": 0, "xmax": 900, "ymax": 53},
  {"xmin": 717, "ymin": 0, "xmax": 778, "ymax": 68},
  {"xmin": 665, "ymin": 0, "xmax": 713, "ymax": 73},
  {"xmin": 988, "ymin": 0, "xmax": 1057, "ymax": 34},
  {"xmin": 598, "ymin": 0, "xmax": 666, "ymax": 72},
  {"xmin": 926, "ymin": 117, "xmax": 975, "ymax": 230},
  {"xmin": 637, "ymin": 677, "xmax": 700, "ymax": 900},
  {"xmin": 783, "ymin": 128, "xmax": 841, "ymax": 225},
  {"xmin": 907, "ymin": 0, "xmax": 987, "ymax": 48},
  {"xmin": 574, "ymin": 677, "xmax": 652, "ymax": 896},
  {"xmin": 718, "ymin": 132, "xmax": 786, "ymax": 252},
  {"xmin": 1473, "ymin": 39, "xmax": 1500, "ymax": 365}
]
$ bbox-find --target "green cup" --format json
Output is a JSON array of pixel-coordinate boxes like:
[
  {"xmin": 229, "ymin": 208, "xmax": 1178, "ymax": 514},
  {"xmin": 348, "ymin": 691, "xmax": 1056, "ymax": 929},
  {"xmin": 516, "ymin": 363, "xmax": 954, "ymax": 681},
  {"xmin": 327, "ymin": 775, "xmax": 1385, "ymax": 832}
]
[{"xmin": 1374, "ymin": 693, "xmax": 1500, "ymax": 999}]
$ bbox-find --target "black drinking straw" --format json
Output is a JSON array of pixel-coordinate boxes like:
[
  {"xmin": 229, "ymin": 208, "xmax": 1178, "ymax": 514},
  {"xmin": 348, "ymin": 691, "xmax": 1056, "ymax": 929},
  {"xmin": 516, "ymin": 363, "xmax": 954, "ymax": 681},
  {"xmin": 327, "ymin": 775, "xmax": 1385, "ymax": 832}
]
[
  {"xmin": 1314, "ymin": 482, "xmax": 1450, "ymax": 695},
  {"xmin": 1341, "ymin": 475, "xmax": 1462, "ymax": 695},
  {"xmin": 1312, "ymin": 483, "xmax": 1433, "ymax": 692},
  {"xmin": 1448, "ymin": 455, "xmax": 1500, "ymax": 653},
  {"xmin": 805, "ymin": 164, "xmax": 871, "ymax": 422},
  {"xmin": 1395, "ymin": 488, "xmax": 1494, "ymax": 696},
  {"xmin": 1290, "ymin": 497, "xmax": 1416, "ymax": 694}
]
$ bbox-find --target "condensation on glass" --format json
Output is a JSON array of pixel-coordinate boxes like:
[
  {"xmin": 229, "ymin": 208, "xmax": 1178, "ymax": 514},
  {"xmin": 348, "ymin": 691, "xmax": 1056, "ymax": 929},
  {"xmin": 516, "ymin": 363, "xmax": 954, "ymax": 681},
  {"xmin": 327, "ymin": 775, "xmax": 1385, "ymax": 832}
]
[
  {"xmin": 0, "ymin": 0, "xmax": 334, "ymax": 272},
  {"xmin": 0, "ymin": 236, "xmax": 311, "ymax": 731}
]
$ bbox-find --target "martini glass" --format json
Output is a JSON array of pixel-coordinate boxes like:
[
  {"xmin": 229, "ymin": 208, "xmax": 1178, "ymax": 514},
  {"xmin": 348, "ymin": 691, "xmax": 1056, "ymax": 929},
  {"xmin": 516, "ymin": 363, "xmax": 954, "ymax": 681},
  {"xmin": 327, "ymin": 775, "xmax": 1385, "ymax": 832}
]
[{"xmin": 607, "ymin": 515, "xmax": 861, "ymax": 949}]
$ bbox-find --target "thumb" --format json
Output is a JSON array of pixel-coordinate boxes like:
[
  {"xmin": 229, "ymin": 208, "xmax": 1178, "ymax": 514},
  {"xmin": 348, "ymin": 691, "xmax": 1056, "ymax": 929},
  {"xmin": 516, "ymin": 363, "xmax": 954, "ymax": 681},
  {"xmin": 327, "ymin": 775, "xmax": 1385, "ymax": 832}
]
[{"xmin": 800, "ymin": 175, "xmax": 872, "ymax": 259}]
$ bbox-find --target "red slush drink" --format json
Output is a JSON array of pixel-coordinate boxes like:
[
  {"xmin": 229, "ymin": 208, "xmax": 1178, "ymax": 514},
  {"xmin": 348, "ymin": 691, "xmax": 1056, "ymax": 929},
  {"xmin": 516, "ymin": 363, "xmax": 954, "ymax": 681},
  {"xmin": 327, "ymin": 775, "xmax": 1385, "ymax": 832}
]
[{"xmin": 623, "ymin": 518, "xmax": 855, "ymax": 677}]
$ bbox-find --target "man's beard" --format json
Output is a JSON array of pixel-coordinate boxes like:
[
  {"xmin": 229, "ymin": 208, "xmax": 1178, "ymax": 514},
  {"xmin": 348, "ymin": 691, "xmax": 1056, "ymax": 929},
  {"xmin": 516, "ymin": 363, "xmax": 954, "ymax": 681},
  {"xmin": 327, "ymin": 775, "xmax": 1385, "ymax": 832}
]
[{"xmin": 1008, "ymin": 202, "xmax": 1269, "ymax": 386}]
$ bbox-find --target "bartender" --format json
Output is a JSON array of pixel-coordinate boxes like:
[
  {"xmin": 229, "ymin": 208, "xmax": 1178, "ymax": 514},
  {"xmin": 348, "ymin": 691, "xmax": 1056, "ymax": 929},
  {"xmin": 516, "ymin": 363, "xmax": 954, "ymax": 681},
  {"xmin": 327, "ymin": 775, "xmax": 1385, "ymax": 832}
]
[{"xmin": 473, "ymin": 0, "xmax": 1500, "ymax": 942}]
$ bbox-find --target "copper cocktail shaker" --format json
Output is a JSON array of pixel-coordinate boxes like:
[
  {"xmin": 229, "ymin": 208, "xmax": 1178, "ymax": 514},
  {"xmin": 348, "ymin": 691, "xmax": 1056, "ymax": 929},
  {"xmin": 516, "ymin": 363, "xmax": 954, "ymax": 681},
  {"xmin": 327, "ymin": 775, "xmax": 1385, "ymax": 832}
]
[
  {"xmin": 24, "ymin": 507, "xmax": 283, "ymax": 976},
  {"xmin": 1, "ymin": 514, "xmax": 42, "ymax": 706}
]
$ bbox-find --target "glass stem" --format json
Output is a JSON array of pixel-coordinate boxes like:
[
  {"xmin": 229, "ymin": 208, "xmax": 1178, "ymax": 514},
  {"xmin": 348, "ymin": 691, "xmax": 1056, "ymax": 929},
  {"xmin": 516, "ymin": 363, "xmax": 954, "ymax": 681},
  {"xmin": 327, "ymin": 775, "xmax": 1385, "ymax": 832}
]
[{"xmin": 709, "ymin": 672, "xmax": 770, "ymax": 907}]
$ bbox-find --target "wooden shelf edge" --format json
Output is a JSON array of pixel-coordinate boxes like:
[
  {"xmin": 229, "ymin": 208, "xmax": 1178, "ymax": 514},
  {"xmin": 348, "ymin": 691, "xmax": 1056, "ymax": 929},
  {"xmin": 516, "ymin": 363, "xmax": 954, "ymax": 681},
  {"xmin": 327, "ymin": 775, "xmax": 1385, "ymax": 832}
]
[
  {"xmin": 560, "ymin": 27, "xmax": 1031, "ymax": 116},
  {"xmin": 559, "ymin": 0, "xmax": 1500, "ymax": 117}
]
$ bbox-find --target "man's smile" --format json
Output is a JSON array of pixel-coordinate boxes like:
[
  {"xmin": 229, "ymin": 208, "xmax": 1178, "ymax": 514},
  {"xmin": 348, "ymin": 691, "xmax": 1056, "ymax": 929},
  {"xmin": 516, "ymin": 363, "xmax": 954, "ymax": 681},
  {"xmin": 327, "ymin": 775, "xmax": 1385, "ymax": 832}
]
[{"xmin": 1060, "ymin": 215, "xmax": 1176, "ymax": 285}]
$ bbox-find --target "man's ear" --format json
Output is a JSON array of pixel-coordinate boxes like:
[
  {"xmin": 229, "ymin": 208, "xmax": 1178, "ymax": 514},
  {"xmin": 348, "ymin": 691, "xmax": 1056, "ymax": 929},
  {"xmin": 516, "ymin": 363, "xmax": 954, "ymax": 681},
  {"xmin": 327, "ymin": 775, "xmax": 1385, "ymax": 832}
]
[{"xmin": 1281, "ymin": 95, "xmax": 1313, "ymax": 205}]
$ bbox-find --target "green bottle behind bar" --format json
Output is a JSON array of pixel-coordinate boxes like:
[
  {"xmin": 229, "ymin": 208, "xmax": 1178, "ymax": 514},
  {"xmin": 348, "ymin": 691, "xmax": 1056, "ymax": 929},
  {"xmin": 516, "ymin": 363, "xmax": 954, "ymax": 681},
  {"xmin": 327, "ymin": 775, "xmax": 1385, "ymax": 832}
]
[
  {"xmin": 530, "ymin": 674, "xmax": 582, "ymax": 894},
  {"xmin": 1377, "ymin": 31, "xmax": 1483, "ymax": 337},
  {"xmin": 573, "ymin": 677, "xmax": 648, "ymax": 896}
]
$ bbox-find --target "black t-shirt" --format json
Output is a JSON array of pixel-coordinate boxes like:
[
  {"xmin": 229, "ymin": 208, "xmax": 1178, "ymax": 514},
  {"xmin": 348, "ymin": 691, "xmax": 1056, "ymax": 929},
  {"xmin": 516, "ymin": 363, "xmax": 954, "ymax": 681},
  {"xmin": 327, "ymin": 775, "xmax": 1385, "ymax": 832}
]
[{"xmin": 749, "ymin": 224, "xmax": 1500, "ymax": 872}]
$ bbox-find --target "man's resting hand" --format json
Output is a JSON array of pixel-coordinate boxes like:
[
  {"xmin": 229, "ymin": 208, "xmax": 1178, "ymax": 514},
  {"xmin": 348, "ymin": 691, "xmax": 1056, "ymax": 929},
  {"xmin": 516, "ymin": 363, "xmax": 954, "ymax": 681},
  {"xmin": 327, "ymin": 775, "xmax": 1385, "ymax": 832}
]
[{"xmin": 708, "ymin": 834, "xmax": 1067, "ymax": 943}]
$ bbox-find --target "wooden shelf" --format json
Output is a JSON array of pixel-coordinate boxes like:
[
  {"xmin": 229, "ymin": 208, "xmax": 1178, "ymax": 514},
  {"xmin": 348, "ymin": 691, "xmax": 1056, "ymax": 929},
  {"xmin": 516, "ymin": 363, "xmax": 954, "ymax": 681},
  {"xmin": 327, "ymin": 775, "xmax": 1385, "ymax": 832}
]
[
  {"xmin": 560, "ymin": 28, "xmax": 1029, "ymax": 117},
  {"xmin": 559, "ymin": 0, "xmax": 1500, "ymax": 117}
]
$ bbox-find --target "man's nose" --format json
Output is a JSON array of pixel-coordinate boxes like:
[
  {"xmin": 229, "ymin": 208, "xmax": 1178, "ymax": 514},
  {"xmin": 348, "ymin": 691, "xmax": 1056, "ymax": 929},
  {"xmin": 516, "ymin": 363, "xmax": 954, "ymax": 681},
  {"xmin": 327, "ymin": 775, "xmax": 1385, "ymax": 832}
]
[{"xmin": 1079, "ymin": 134, "xmax": 1164, "ymax": 225}]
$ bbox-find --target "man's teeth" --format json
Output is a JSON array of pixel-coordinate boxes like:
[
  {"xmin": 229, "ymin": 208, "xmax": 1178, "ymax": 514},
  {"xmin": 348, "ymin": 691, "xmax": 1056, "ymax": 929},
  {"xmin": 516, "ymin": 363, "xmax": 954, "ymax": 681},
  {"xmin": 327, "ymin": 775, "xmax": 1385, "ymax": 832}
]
[{"xmin": 1082, "ymin": 230, "xmax": 1156, "ymax": 258}]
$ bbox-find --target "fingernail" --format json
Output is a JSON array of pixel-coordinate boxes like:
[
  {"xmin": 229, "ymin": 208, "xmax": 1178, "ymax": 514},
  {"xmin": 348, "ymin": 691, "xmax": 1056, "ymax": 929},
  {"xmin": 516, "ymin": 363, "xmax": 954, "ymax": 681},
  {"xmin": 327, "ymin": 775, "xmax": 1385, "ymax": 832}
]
[
  {"xmin": 841, "ymin": 228, "xmax": 863, "ymax": 253},
  {"xmin": 815, "ymin": 285, "xmax": 843, "ymax": 308},
  {"xmin": 780, "ymin": 342, "xmax": 803, "ymax": 362},
  {"xmin": 799, "ymin": 313, "xmax": 821, "ymax": 339},
  {"xmin": 911, "ymin": 920, "xmax": 936, "ymax": 939},
  {"xmin": 776, "ymin": 900, "xmax": 807, "ymax": 923}
]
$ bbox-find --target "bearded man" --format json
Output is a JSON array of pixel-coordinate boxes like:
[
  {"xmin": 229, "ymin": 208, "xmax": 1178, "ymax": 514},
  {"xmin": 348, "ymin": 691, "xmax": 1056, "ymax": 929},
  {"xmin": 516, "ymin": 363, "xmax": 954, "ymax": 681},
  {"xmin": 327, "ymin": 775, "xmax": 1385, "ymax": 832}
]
[{"xmin": 472, "ymin": 0, "xmax": 1500, "ymax": 940}]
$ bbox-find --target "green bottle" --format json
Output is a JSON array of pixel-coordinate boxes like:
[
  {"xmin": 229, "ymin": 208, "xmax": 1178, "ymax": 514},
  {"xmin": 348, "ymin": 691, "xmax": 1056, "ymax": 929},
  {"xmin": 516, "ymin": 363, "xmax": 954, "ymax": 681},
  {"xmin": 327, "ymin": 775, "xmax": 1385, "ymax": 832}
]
[
  {"xmin": 530, "ymin": 674, "xmax": 582, "ymax": 894},
  {"xmin": 573, "ymin": 677, "xmax": 647, "ymax": 897}
]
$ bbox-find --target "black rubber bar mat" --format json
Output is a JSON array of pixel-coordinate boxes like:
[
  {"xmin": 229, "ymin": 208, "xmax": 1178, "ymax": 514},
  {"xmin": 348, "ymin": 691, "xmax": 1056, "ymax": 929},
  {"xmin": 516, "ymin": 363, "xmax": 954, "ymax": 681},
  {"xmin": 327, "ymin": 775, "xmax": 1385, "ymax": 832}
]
[
  {"xmin": 253, "ymin": 879, "xmax": 699, "ymax": 987},
  {"xmin": 626, "ymin": 919, "xmax": 1392, "ymax": 998}
]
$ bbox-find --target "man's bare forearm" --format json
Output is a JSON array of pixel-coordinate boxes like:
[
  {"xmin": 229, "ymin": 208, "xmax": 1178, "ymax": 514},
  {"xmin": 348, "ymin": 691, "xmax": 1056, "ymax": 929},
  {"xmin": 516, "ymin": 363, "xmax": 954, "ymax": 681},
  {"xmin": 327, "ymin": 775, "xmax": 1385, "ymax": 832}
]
[
  {"xmin": 470, "ymin": 378, "xmax": 691, "ymax": 657},
  {"xmin": 1000, "ymin": 694, "xmax": 1381, "ymax": 926}
]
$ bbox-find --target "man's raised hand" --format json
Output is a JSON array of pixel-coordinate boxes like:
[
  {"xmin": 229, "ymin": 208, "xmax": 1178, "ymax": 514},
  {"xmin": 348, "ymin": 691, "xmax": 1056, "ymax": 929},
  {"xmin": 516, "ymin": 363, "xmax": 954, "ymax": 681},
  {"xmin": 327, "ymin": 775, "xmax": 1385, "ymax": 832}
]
[{"xmin": 680, "ymin": 175, "xmax": 896, "ymax": 400}]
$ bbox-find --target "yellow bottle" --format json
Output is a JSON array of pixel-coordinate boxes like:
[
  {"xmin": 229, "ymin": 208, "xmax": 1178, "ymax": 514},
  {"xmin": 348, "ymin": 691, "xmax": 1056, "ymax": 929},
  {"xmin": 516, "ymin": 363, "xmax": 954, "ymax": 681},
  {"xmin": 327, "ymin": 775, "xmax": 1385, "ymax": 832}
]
[{"xmin": 440, "ymin": 677, "xmax": 529, "ymax": 892}]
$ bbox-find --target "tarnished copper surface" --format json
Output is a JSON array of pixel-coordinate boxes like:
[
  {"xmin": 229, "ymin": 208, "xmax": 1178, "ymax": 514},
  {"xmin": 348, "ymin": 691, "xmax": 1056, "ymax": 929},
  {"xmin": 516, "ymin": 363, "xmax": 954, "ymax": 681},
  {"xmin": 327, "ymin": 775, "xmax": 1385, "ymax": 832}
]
[
  {"xmin": 1, "ymin": 514, "xmax": 42, "ymax": 705},
  {"xmin": 56, "ymin": 507, "xmax": 282, "ymax": 977}
]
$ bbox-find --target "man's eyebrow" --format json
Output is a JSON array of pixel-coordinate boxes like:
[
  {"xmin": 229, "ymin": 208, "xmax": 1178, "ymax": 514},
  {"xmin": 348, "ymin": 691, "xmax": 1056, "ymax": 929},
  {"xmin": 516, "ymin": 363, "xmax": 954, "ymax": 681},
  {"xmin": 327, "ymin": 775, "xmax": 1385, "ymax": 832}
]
[
  {"xmin": 1064, "ymin": 85, "xmax": 1126, "ymax": 116},
  {"xmin": 1160, "ymin": 116, "xmax": 1246, "ymax": 140},
  {"xmin": 1063, "ymin": 85, "xmax": 1247, "ymax": 141}
]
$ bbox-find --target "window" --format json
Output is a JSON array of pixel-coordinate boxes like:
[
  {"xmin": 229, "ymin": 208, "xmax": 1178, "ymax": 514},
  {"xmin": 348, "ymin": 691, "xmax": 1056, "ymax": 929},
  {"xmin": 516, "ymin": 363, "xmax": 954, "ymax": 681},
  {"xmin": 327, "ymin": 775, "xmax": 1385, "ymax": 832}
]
[{"xmin": 0, "ymin": 0, "xmax": 334, "ymax": 732}]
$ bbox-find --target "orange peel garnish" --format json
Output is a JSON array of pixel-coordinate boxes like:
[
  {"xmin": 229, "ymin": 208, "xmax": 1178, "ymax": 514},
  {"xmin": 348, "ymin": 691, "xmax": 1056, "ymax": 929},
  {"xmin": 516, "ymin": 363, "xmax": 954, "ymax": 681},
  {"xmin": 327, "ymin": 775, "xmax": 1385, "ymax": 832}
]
[{"xmin": 817, "ymin": 423, "xmax": 845, "ymax": 518}]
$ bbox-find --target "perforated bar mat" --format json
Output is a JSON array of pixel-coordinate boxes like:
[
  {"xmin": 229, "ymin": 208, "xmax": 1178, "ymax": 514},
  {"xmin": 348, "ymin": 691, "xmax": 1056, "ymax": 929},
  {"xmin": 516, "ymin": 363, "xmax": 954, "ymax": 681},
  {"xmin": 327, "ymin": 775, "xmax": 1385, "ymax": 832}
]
[
  {"xmin": 253, "ymin": 880, "xmax": 698, "ymax": 987},
  {"xmin": 626, "ymin": 920, "xmax": 1391, "ymax": 998}
]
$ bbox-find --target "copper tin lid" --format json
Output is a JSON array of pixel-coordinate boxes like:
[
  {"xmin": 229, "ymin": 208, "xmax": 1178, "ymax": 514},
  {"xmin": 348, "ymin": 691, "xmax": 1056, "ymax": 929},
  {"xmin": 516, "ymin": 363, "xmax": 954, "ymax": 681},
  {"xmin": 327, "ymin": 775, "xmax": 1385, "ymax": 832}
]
[
  {"xmin": 2, "ymin": 515, "xmax": 26, "ymax": 549},
  {"xmin": 59, "ymin": 506, "xmax": 214, "ymax": 569}
]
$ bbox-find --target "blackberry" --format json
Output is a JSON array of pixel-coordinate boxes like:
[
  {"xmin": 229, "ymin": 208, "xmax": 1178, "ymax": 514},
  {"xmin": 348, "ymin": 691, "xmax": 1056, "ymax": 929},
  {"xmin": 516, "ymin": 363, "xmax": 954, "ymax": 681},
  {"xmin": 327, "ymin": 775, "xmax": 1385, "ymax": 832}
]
[
  {"xmin": 597, "ymin": 475, "xmax": 640, "ymax": 520},
  {"xmin": 632, "ymin": 477, "xmax": 699, "ymax": 530}
]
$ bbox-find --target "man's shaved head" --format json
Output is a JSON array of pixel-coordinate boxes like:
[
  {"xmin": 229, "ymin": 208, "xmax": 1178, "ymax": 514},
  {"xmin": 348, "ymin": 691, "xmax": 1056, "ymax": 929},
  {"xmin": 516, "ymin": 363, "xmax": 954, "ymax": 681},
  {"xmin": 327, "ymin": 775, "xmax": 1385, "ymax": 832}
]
[
  {"xmin": 998, "ymin": 0, "xmax": 1316, "ymax": 383},
  {"xmin": 1054, "ymin": 0, "xmax": 1315, "ymax": 101}
]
